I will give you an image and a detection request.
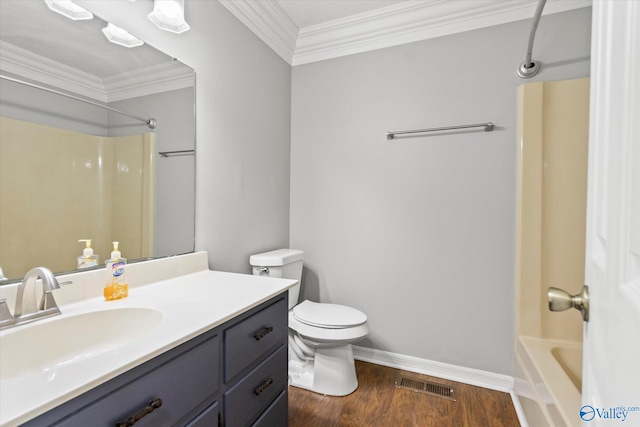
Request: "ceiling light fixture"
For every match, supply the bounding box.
[147,0,190,34]
[44,0,93,20]
[102,23,144,48]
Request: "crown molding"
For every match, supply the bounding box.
[0,41,107,102]
[219,0,591,67]
[104,61,195,103]
[294,0,595,66]
[218,0,298,64]
[0,41,194,103]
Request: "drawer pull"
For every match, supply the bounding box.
[254,378,273,395]
[116,398,162,427]
[254,326,274,341]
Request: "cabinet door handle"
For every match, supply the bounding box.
[116,398,162,427]
[254,326,273,341]
[254,378,273,395]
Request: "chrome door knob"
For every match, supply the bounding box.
[548,285,590,322]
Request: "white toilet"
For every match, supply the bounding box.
[250,249,369,396]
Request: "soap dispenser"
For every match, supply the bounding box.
[104,241,128,301]
[77,239,99,269]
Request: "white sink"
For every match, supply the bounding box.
[0,307,163,380]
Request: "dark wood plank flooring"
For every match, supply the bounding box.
[288,361,520,427]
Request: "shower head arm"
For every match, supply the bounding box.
[518,0,547,79]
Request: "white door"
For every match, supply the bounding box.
[581,1,640,426]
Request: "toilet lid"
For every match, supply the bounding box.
[293,300,367,328]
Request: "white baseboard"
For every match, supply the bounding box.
[352,346,531,426]
[352,345,514,392]
[510,390,530,427]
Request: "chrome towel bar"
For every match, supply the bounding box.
[386,122,494,140]
[158,149,195,157]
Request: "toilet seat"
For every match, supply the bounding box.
[289,301,369,345]
[289,312,369,344]
[293,300,367,329]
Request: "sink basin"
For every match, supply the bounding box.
[0,307,163,379]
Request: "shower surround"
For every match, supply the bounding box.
[513,78,590,427]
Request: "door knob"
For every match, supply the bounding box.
[548,285,589,322]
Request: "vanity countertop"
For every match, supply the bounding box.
[0,253,296,427]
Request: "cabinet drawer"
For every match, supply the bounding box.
[251,390,287,427]
[224,345,287,427]
[56,334,220,427]
[186,401,219,427]
[224,297,287,381]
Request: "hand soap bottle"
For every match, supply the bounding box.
[104,241,128,301]
[77,239,99,269]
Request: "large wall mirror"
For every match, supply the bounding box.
[0,0,196,283]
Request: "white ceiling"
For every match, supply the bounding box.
[0,0,193,102]
[0,0,173,78]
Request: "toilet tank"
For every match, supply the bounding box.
[250,249,303,309]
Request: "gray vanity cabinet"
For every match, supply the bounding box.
[222,295,289,427]
[185,402,220,427]
[22,294,288,427]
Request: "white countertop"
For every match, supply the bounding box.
[0,253,296,427]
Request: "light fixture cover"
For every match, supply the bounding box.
[102,23,144,48]
[148,0,190,34]
[44,0,93,20]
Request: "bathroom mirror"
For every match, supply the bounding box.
[0,1,195,283]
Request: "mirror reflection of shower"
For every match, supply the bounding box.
[0,117,156,279]
[0,75,157,129]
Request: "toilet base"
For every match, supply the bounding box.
[288,344,358,396]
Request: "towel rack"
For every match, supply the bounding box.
[158,149,195,157]
[386,122,494,140]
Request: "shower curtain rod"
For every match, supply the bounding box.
[0,74,157,129]
[386,122,494,140]
[517,0,547,78]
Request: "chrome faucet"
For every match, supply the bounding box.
[0,267,70,330]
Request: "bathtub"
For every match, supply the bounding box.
[514,336,582,427]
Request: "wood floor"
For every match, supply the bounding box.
[288,361,520,427]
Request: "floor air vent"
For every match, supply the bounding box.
[395,374,457,401]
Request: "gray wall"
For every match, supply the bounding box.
[78,0,292,274]
[109,88,196,257]
[289,8,592,375]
